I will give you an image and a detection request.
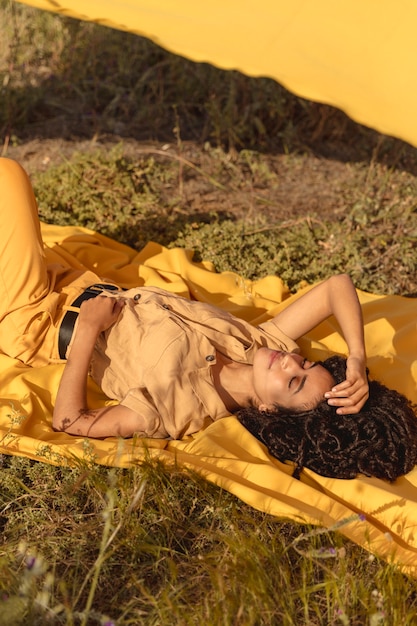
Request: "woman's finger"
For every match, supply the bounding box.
[326,388,369,414]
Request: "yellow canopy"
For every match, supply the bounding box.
[15,0,417,147]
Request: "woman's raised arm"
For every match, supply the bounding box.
[270,274,369,414]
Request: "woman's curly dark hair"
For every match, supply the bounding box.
[237,355,417,482]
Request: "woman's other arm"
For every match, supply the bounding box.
[53,297,141,438]
[271,274,368,414]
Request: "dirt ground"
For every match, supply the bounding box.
[6,132,417,227]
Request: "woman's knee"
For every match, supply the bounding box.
[0,157,28,183]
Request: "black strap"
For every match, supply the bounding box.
[58,284,120,359]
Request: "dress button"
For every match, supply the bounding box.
[205,355,215,362]
[133,293,141,301]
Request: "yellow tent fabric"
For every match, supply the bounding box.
[1,223,417,575]
[15,0,417,147]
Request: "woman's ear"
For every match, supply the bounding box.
[258,403,271,413]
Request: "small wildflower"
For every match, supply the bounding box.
[300,545,341,559]
[371,589,384,611]
[26,555,36,570]
[369,589,385,625]
[25,554,45,576]
[335,607,350,625]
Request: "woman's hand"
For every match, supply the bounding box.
[324,355,369,415]
[53,295,135,437]
[77,296,125,335]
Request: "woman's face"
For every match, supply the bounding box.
[253,348,334,411]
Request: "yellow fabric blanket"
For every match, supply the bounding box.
[1,223,417,574]
[16,0,417,148]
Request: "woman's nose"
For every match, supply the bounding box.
[282,354,299,371]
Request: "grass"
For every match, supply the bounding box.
[1,1,417,624]
[2,455,417,626]
[34,147,417,295]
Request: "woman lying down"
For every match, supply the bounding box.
[1,156,416,481]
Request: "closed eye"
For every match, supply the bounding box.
[294,375,307,394]
[289,361,319,394]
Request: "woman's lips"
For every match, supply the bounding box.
[269,350,284,368]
